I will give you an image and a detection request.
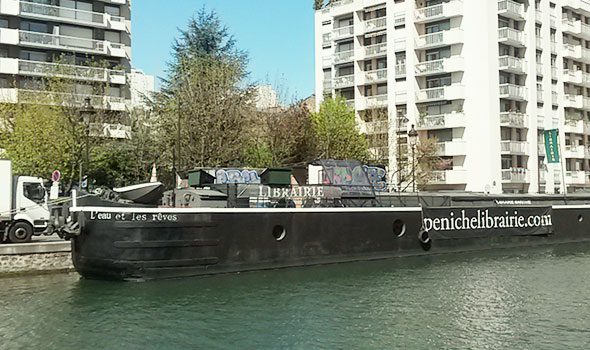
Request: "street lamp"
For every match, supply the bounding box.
[396,113,409,191]
[79,97,95,190]
[408,124,418,193]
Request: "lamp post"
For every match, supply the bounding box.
[408,124,418,193]
[396,112,409,191]
[79,97,95,190]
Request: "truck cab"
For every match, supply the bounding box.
[0,160,50,243]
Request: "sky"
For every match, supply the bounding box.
[132,0,316,101]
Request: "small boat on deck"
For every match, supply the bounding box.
[113,182,164,205]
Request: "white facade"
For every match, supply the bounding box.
[0,0,131,111]
[254,85,279,110]
[315,0,590,194]
[129,68,155,109]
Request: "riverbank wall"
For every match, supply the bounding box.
[0,241,73,277]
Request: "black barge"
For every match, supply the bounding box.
[60,161,590,281]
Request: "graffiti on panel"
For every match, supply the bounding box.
[363,165,388,192]
[320,163,388,192]
[215,169,261,184]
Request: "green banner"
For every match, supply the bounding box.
[544,129,560,163]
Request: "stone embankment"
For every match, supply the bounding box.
[0,240,73,277]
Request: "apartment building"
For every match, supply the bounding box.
[0,0,131,115]
[315,0,590,194]
[129,68,155,109]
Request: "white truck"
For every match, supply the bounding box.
[0,159,52,243]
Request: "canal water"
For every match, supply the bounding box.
[1,245,590,350]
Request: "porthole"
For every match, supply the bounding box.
[418,229,432,252]
[272,225,286,241]
[393,219,407,238]
[579,215,584,223]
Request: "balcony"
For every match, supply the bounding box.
[13,89,126,111]
[333,74,354,89]
[563,43,590,63]
[430,170,468,185]
[416,29,463,49]
[498,55,526,74]
[17,30,128,58]
[365,17,386,32]
[562,0,590,16]
[365,94,388,109]
[564,145,586,159]
[566,170,588,185]
[334,50,354,64]
[395,64,406,78]
[328,0,353,8]
[563,69,586,85]
[551,41,557,54]
[502,169,529,183]
[499,84,527,101]
[18,1,128,32]
[536,63,543,76]
[562,17,590,39]
[364,43,387,58]
[499,112,528,128]
[563,94,584,109]
[501,141,527,154]
[21,59,125,84]
[497,0,525,20]
[552,91,558,105]
[551,66,558,80]
[436,141,467,156]
[416,84,464,102]
[364,120,388,134]
[332,25,354,41]
[564,117,585,134]
[415,0,463,23]
[498,27,526,47]
[364,68,387,84]
[415,56,464,76]
[89,122,131,139]
[323,79,332,92]
[417,112,466,130]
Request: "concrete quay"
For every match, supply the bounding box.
[0,239,73,277]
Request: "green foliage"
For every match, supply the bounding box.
[154,55,255,170]
[310,98,370,162]
[243,103,315,168]
[155,8,255,171]
[313,0,326,10]
[0,104,73,179]
[243,142,274,168]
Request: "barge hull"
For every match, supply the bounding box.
[69,206,590,281]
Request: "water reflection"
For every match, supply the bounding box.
[1,244,589,349]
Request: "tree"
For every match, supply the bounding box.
[243,102,314,168]
[310,97,370,161]
[313,0,326,10]
[0,58,124,189]
[395,137,443,192]
[154,8,255,171]
[154,55,255,170]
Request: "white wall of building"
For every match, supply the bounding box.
[315,0,590,194]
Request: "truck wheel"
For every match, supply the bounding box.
[8,222,33,243]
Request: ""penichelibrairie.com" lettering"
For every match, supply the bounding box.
[423,209,553,232]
